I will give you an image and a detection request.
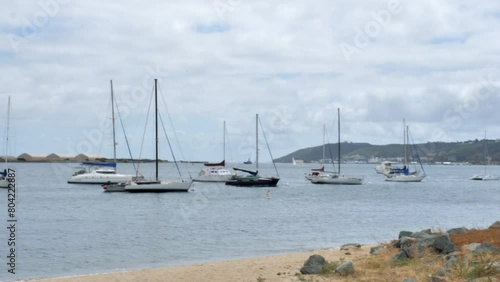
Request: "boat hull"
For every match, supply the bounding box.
[310,176,363,185]
[124,179,193,192]
[193,175,234,182]
[225,176,280,187]
[102,183,127,192]
[470,175,499,181]
[68,171,139,185]
[193,168,234,182]
[385,174,425,182]
[305,171,336,181]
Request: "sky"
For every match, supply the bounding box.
[1,0,500,162]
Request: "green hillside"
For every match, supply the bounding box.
[275,139,500,164]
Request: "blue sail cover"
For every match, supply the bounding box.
[81,161,116,168]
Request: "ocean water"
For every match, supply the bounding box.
[0,162,498,281]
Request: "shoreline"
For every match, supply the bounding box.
[29,223,500,281]
[33,245,375,282]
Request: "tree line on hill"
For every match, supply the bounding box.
[274,139,500,164]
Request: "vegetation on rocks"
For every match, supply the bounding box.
[295,222,500,282]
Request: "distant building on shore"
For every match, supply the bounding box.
[16,153,106,162]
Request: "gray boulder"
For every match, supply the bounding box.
[400,236,417,248]
[300,254,326,275]
[390,251,408,263]
[433,234,457,254]
[489,221,500,229]
[399,230,413,239]
[466,242,499,253]
[412,229,432,237]
[433,234,452,252]
[416,233,439,247]
[403,242,425,259]
[403,279,416,282]
[441,243,457,254]
[335,261,354,276]
[446,227,468,235]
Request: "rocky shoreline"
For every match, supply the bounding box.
[34,221,499,282]
[299,221,499,281]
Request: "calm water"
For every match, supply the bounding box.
[0,162,499,281]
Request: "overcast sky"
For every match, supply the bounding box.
[1,0,500,162]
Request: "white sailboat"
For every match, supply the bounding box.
[305,124,337,180]
[193,121,235,182]
[68,80,142,184]
[385,120,425,182]
[311,109,364,185]
[471,131,498,181]
[0,96,12,188]
[123,79,193,192]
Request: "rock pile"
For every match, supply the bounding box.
[298,221,499,281]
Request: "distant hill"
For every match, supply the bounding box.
[274,139,500,164]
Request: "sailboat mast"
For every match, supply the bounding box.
[256,114,259,171]
[4,96,10,167]
[406,125,409,166]
[110,80,117,164]
[337,108,341,175]
[484,130,487,174]
[322,124,325,165]
[403,119,407,166]
[223,121,226,163]
[155,78,159,181]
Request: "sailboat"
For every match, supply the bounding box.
[0,96,12,188]
[225,114,280,187]
[193,121,235,182]
[471,131,498,181]
[384,120,425,182]
[305,124,336,180]
[68,80,143,184]
[123,79,193,192]
[374,161,394,174]
[311,108,363,185]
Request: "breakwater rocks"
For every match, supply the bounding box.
[299,221,499,281]
[388,221,499,281]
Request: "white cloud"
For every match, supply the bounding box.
[2,0,500,161]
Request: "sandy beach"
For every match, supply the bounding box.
[30,225,500,281]
[34,245,373,282]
